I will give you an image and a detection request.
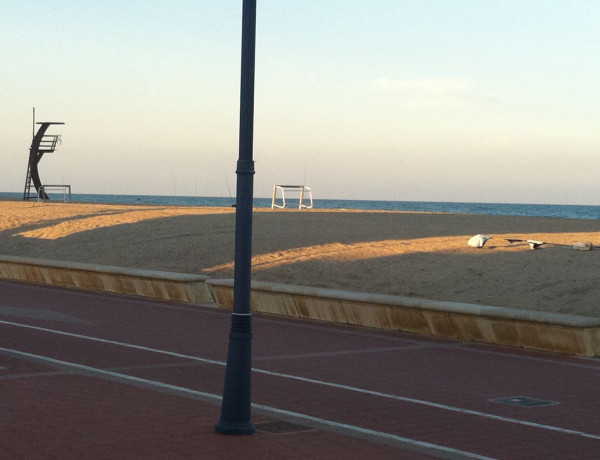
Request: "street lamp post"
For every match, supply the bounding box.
[215,0,257,436]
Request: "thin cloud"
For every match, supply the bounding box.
[373,78,469,95]
[372,78,471,107]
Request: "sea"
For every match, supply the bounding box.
[3,191,600,221]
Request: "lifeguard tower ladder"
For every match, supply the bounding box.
[271,185,313,210]
[23,121,65,200]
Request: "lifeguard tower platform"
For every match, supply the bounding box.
[23,121,70,201]
[271,185,313,210]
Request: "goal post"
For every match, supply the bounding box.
[271,185,313,210]
[38,185,72,202]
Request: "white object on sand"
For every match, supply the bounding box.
[468,234,491,248]
[573,241,594,251]
[527,240,545,250]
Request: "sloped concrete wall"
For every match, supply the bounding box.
[2,255,599,357]
[208,279,600,357]
[0,256,213,304]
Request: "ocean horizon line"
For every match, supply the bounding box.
[2,191,600,220]
[1,190,598,208]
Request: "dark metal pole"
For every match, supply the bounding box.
[215,0,257,436]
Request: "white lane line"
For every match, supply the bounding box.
[0,346,491,460]
[254,368,600,441]
[253,346,423,361]
[250,402,494,460]
[0,319,225,365]
[0,370,66,380]
[2,319,600,442]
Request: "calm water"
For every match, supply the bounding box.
[3,191,600,220]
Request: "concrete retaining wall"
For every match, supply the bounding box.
[0,256,213,304]
[208,279,600,357]
[2,255,599,357]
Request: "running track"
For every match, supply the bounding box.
[1,280,599,459]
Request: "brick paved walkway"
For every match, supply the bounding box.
[1,280,599,459]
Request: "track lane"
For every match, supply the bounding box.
[2,280,600,458]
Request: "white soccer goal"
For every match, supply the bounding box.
[38,185,72,202]
[271,185,313,210]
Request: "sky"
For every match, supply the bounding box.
[2,0,600,204]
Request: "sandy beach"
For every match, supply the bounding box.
[1,200,600,317]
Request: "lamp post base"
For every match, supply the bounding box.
[215,312,255,436]
[215,421,256,436]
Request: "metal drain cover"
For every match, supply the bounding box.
[255,421,313,434]
[492,396,559,407]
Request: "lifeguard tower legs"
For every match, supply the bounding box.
[23,121,65,201]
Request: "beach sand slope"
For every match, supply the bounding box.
[2,201,600,317]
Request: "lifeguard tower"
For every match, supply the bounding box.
[271,185,313,210]
[23,121,69,201]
